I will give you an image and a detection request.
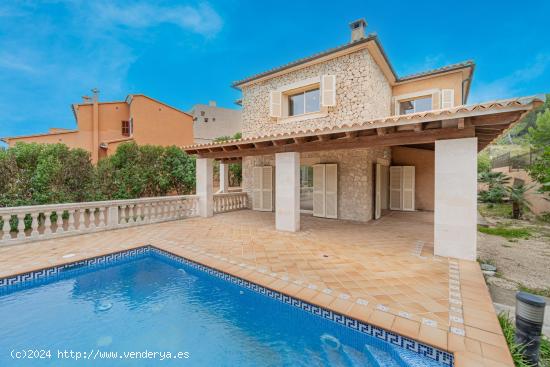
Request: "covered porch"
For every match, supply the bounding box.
[185,96,544,262]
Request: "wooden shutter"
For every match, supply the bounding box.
[389,166,402,210]
[441,89,455,109]
[261,166,273,211]
[325,164,338,219]
[269,91,282,118]
[402,166,415,211]
[312,164,326,217]
[432,91,441,110]
[380,165,389,210]
[252,167,262,210]
[321,75,336,107]
[374,164,382,220]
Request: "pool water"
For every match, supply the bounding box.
[0,251,447,366]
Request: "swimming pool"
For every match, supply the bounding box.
[0,246,452,366]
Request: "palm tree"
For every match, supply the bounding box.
[507,184,533,219]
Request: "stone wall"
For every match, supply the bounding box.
[240,48,392,138]
[242,147,391,222]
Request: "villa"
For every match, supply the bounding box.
[1,91,194,163]
[0,19,545,367]
[184,19,541,263]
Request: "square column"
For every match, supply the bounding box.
[434,138,477,260]
[275,152,300,232]
[196,158,213,217]
[219,163,229,193]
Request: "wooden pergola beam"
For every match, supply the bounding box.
[195,127,475,159]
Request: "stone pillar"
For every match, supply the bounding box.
[219,163,229,193]
[275,152,300,232]
[196,158,213,217]
[434,137,477,260]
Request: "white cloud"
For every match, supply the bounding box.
[88,1,223,37]
[470,54,550,103]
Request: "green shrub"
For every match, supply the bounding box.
[0,142,196,208]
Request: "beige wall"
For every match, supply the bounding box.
[392,71,465,112]
[242,147,390,222]
[493,166,550,216]
[191,103,241,143]
[391,146,435,211]
[240,48,392,138]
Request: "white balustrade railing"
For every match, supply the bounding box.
[213,192,248,213]
[0,195,199,246]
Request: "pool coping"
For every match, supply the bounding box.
[0,244,453,366]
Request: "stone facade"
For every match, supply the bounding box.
[239,46,394,222]
[242,147,390,222]
[240,48,392,138]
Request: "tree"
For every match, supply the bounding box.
[477,151,491,174]
[507,184,532,219]
[478,171,510,204]
[527,108,550,199]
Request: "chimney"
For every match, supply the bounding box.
[349,18,367,43]
[91,88,100,103]
[209,100,217,107]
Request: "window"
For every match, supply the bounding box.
[204,118,209,122]
[121,120,130,136]
[399,96,432,115]
[200,111,205,116]
[288,88,320,116]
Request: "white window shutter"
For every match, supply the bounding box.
[321,74,336,107]
[432,91,441,110]
[389,166,403,210]
[269,91,282,118]
[261,166,273,211]
[441,89,454,109]
[325,164,338,219]
[375,164,382,219]
[312,164,326,217]
[402,166,415,211]
[252,167,262,210]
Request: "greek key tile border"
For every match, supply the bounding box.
[0,245,453,366]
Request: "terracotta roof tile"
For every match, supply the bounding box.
[183,95,545,151]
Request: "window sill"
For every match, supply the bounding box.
[278,111,328,124]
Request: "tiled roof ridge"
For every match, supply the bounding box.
[231,35,474,87]
[397,60,475,82]
[183,95,545,149]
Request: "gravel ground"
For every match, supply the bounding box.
[478,224,550,291]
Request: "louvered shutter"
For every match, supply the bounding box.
[380,165,389,210]
[375,164,382,219]
[252,167,262,210]
[261,166,273,211]
[389,166,403,210]
[325,164,338,219]
[321,75,336,107]
[312,164,326,217]
[441,89,455,109]
[432,91,441,110]
[402,166,415,211]
[269,91,282,118]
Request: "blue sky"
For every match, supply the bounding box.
[0,0,549,141]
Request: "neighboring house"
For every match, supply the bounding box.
[184,19,544,261]
[1,92,194,163]
[190,101,241,144]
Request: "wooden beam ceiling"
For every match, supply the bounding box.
[196,127,475,159]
